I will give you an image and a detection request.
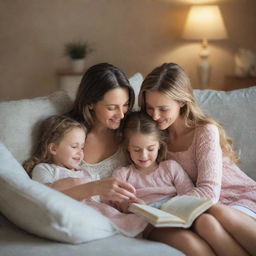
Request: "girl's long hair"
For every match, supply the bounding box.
[23,115,86,176]
[68,63,135,131]
[121,111,168,164]
[139,63,239,163]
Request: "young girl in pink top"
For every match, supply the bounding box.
[139,62,256,255]
[112,111,195,211]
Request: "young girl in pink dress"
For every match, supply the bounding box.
[112,111,195,211]
[139,62,256,255]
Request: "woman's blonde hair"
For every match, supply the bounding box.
[121,111,168,164]
[139,63,239,163]
[23,115,86,176]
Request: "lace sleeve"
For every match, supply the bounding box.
[192,124,222,202]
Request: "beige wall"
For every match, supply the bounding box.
[0,0,255,100]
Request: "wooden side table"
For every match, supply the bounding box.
[57,70,83,100]
[223,75,256,91]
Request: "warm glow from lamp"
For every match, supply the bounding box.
[183,5,228,88]
[183,5,227,40]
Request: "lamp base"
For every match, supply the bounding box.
[198,40,211,89]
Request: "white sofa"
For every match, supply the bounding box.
[0,76,255,255]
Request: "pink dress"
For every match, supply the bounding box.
[88,159,195,237]
[168,124,256,212]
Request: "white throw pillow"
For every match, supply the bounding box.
[0,142,116,244]
[129,73,143,110]
[194,86,256,180]
[0,91,73,164]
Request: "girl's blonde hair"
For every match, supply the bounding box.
[23,115,86,176]
[121,111,168,164]
[139,63,239,163]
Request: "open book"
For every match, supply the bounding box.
[128,195,214,228]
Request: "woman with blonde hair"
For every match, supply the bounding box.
[139,62,256,255]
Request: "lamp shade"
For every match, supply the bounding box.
[183,5,228,40]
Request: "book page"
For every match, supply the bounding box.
[160,196,213,222]
[129,203,185,224]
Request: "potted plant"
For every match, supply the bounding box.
[65,41,93,72]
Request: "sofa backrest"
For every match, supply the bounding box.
[0,90,72,164]
[0,82,255,180]
[194,86,256,180]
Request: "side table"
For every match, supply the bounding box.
[223,75,256,91]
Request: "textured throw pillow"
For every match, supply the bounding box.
[129,73,143,110]
[0,142,116,244]
[0,90,73,164]
[194,86,256,180]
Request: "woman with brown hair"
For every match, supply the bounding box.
[35,63,138,203]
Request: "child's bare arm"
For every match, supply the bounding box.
[47,177,87,191]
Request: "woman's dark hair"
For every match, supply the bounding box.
[68,63,135,130]
[121,111,168,164]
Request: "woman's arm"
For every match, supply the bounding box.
[191,124,223,202]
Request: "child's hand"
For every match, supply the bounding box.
[113,197,146,213]
[49,177,87,191]
[114,200,131,213]
[130,197,146,204]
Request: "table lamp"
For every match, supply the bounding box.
[183,5,228,88]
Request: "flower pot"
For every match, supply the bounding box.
[70,59,85,73]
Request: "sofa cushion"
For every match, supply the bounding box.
[194,86,256,180]
[0,142,116,244]
[0,90,73,164]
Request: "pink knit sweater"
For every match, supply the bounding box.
[168,124,256,212]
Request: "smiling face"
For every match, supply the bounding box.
[145,91,182,130]
[49,127,85,170]
[92,88,129,130]
[127,132,160,173]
